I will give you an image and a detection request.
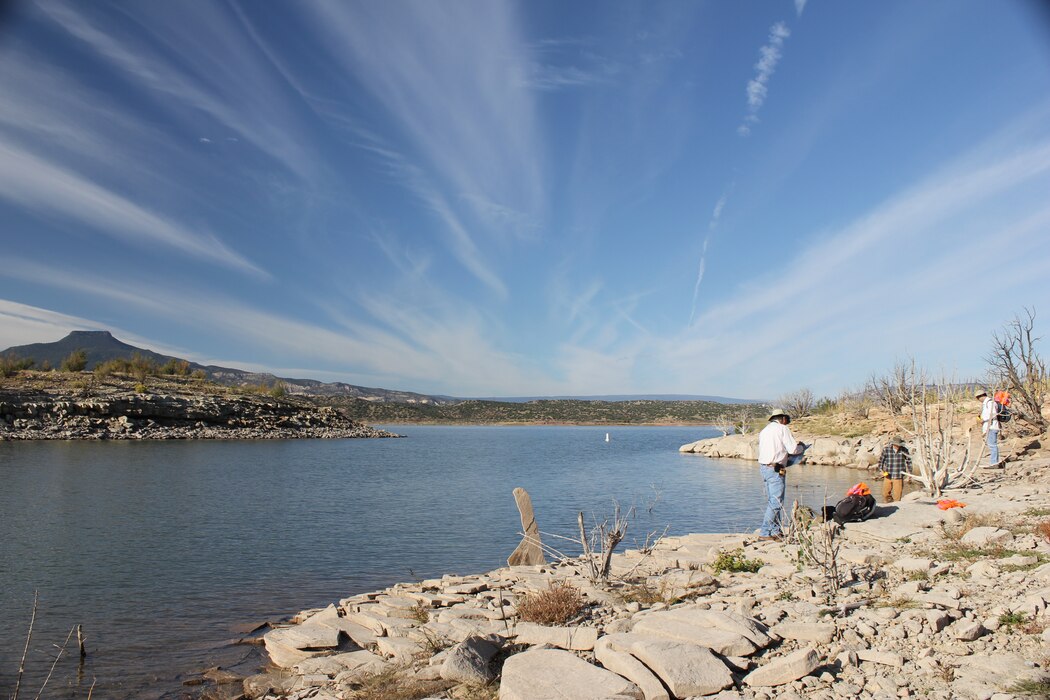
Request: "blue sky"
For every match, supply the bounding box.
[2,0,1050,399]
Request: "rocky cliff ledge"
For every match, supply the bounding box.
[0,373,398,440]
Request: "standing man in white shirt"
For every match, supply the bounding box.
[757,408,805,541]
[976,389,1000,467]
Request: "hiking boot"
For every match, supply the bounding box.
[758,535,782,542]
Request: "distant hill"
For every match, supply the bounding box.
[2,331,764,411]
[473,393,765,404]
[1,331,450,404]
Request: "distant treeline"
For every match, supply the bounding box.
[324,397,767,425]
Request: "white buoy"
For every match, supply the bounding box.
[605,433,610,442]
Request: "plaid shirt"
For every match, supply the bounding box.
[879,446,911,479]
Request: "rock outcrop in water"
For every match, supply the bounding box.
[0,373,398,440]
[679,434,885,469]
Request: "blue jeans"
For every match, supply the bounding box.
[760,465,786,536]
[987,429,999,466]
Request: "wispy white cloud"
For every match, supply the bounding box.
[738,22,791,136]
[34,1,320,182]
[0,140,266,276]
[688,188,732,325]
[795,0,809,17]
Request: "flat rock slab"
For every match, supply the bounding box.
[500,649,642,700]
[856,649,904,668]
[633,607,770,653]
[769,622,835,645]
[622,637,734,697]
[631,616,756,656]
[891,557,933,572]
[514,622,598,651]
[294,650,388,677]
[744,648,819,687]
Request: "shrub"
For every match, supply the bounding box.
[191,369,207,381]
[999,611,1028,626]
[0,354,34,377]
[130,353,158,382]
[160,358,191,376]
[60,349,88,372]
[134,383,148,393]
[710,549,764,574]
[516,581,584,625]
[269,382,287,399]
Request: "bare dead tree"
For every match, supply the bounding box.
[713,413,734,437]
[868,359,912,414]
[733,405,755,435]
[895,361,983,497]
[839,387,874,419]
[986,308,1047,432]
[577,502,633,584]
[789,501,842,604]
[13,591,38,700]
[779,388,816,418]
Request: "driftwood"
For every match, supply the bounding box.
[507,488,546,566]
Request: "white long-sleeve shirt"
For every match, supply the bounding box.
[758,420,800,466]
[981,397,1000,434]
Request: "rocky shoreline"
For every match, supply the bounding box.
[0,375,399,440]
[202,435,1050,700]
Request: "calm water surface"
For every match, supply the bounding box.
[0,426,862,697]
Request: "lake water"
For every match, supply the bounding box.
[0,426,863,698]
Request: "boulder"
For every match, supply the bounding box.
[514,622,598,651]
[621,637,734,697]
[960,527,1013,547]
[744,648,820,687]
[499,649,642,700]
[440,634,501,685]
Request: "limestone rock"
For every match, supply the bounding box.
[892,557,933,573]
[960,527,1013,547]
[507,488,546,566]
[499,648,642,700]
[440,634,501,684]
[744,648,820,687]
[856,649,904,667]
[769,622,835,645]
[622,637,734,697]
[514,622,599,651]
[594,637,670,700]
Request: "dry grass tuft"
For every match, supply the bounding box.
[1037,520,1050,544]
[614,579,683,606]
[516,581,584,626]
[344,665,450,700]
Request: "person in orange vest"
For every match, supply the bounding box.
[877,436,911,503]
